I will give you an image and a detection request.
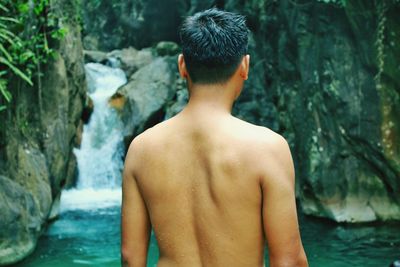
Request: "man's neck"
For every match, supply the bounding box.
[184,83,238,116]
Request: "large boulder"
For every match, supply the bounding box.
[6,143,52,218]
[107,47,154,77]
[84,47,155,77]
[113,57,177,140]
[40,56,79,197]
[0,176,40,265]
[0,144,52,265]
[164,77,189,120]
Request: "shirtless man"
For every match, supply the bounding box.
[121,8,308,267]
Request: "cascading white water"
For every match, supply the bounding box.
[61,63,127,212]
[75,63,127,189]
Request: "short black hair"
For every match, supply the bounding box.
[179,8,249,84]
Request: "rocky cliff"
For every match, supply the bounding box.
[83,0,399,222]
[233,0,400,222]
[0,0,86,265]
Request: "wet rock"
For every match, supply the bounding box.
[0,144,52,265]
[107,47,154,77]
[0,176,41,265]
[82,34,100,51]
[53,0,87,190]
[116,57,177,139]
[84,50,108,63]
[164,75,189,119]
[6,143,52,219]
[109,92,127,112]
[40,56,79,197]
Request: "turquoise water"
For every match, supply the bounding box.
[12,203,400,267]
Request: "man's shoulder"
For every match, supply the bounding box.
[232,118,292,175]
[125,121,169,173]
[232,117,288,149]
[246,125,294,185]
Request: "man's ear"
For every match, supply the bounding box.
[178,54,188,79]
[240,54,250,80]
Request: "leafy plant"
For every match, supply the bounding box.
[0,2,33,110]
[0,0,67,111]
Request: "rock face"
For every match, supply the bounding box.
[0,0,87,264]
[89,0,400,222]
[82,0,187,50]
[235,0,400,222]
[81,0,228,50]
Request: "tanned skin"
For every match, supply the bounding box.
[121,54,308,267]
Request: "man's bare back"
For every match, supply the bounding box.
[122,109,307,267]
[121,8,307,267]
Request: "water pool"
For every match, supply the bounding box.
[11,203,400,267]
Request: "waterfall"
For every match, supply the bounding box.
[60,63,127,212]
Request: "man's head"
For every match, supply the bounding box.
[179,8,249,85]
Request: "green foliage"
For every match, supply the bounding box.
[0,0,67,111]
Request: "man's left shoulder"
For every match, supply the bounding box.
[243,123,289,152]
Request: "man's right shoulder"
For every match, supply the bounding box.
[125,123,165,174]
[127,119,172,156]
